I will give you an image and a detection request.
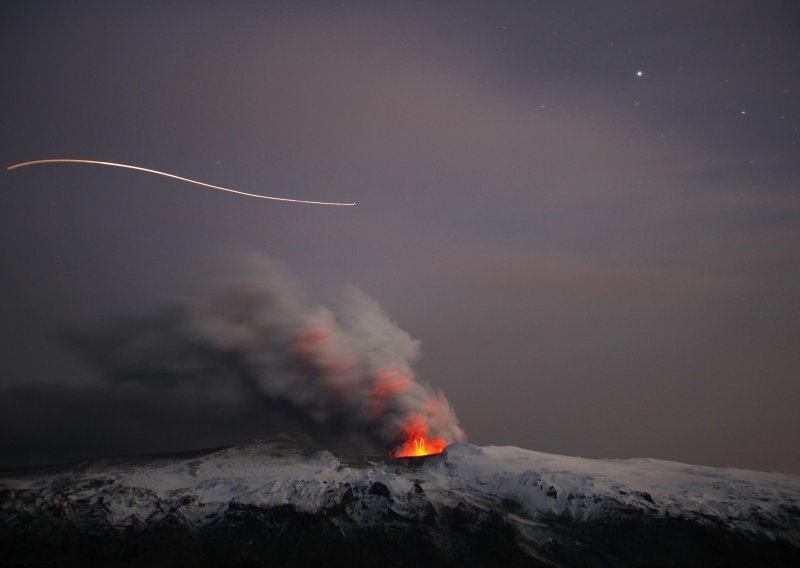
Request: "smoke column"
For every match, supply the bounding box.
[64,257,464,455]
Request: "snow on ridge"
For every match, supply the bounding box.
[2,440,799,543]
[438,443,800,541]
[444,442,800,498]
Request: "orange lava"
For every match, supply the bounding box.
[392,416,447,457]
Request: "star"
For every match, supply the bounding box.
[636,70,644,77]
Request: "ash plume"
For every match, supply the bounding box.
[63,256,464,455]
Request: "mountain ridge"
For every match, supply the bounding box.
[2,434,799,567]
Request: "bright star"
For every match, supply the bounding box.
[636,70,643,77]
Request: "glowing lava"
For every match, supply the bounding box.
[392,416,447,457]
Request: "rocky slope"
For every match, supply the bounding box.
[1,434,799,567]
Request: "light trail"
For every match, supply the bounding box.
[7,159,356,206]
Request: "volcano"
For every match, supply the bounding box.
[1,434,799,567]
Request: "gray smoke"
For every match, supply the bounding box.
[63,256,464,455]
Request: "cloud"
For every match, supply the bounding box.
[423,249,750,298]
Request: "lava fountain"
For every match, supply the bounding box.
[391,416,447,457]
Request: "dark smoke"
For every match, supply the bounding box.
[62,256,464,455]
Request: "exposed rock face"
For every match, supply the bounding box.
[1,435,799,567]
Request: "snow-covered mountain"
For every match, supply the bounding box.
[2,434,799,567]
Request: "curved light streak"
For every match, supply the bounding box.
[7,159,356,207]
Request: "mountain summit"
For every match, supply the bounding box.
[2,435,799,567]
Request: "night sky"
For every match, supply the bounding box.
[2,1,799,473]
